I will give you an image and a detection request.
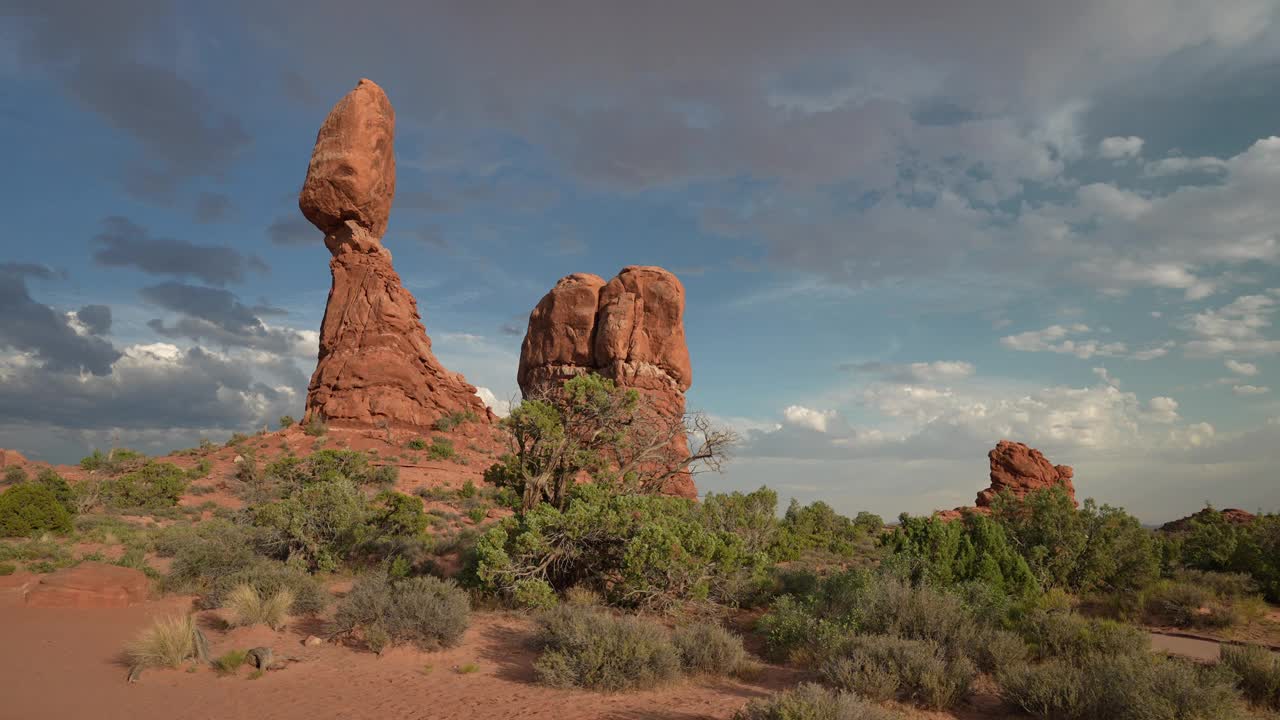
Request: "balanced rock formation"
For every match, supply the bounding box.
[518,267,695,497]
[1159,507,1257,533]
[24,562,149,609]
[977,440,1076,508]
[934,440,1075,520]
[299,79,491,429]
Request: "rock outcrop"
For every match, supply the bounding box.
[0,449,26,468]
[518,267,695,498]
[934,440,1075,520]
[1159,507,1257,533]
[300,79,491,429]
[24,562,149,608]
[977,440,1076,508]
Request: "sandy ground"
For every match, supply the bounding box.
[0,586,807,720]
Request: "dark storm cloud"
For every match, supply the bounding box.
[267,216,318,246]
[140,281,303,352]
[4,0,250,201]
[194,192,233,223]
[75,305,112,335]
[0,346,301,431]
[92,216,267,285]
[0,263,120,375]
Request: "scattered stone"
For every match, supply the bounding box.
[24,562,149,609]
[299,79,492,430]
[517,266,695,497]
[247,647,275,670]
[303,635,324,647]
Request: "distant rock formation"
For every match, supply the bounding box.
[0,449,26,468]
[977,440,1076,508]
[517,266,695,498]
[934,440,1075,520]
[300,79,491,429]
[1159,507,1257,533]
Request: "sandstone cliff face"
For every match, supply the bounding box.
[517,266,695,498]
[300,79,491,429]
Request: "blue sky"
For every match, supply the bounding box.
[3,0,1280,521]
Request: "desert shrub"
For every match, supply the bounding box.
[79,448,147,474]
[426,438,456,461]
[3,466,27,485]
[0,483,73,537]
[1139,580,1241,628]
[1221,644,1280,710]
[252,479,367,571]
[125,615,200,670]
[700,487,783,558]
[203,560,327,615]
[302,417,327,436]
[733,683,903,720]
[213,648,249,676]
[101,461,187,509]
[458,479,478,498]
[0,563,14,575]
[302,449,370,484]
[406,438,428,450]
[564,585,602,607]
[368,491,427,539]
[757,593,850,665]
[31,468,75,513]
[224,584,294,630]
[474,484,770,610]
[512,578,558,609]
[1000,652,1239,720]
[882,512,1039,598]
[776,498,882,559]
[672,621,747,676]
[820,634,975,710]
[1020,610,1148,661]
[434,410,479,432]
[991,488,1160,593]
[278,415,296,429]
[532,604,681,691]
[334,573,470,652]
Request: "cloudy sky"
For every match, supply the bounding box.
[4,1,1280,521]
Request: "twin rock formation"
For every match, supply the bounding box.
[299,79,695,496]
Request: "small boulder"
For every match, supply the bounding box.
[247,646,275,670]
[303,635,324,647]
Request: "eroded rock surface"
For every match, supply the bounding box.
[518,266,695,497]
[299,79,491,429]
[24,562,149,609]
[977,440,1076,508]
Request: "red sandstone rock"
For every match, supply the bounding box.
[976,440,1075,507]
[518,266,695,498]
[0,449,26,468]
[1159,507,1257,533]
[299,78,396,239]
[24,562,149,608]
[300,80,491,429]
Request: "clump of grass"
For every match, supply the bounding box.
[125,615,200,670]
[434,410,478,432]
[303,418,327,437]
[213,649,249,676]
[455,662,480,674]
[466,506,488,524]
[426,438,456,461]
[224,584,294,630]
[564,586,602,607]
[734,683,903,720]
[672,622,747,676]
[532,605,681,691]
[406,438,428,451]
[1220,644,1280,710]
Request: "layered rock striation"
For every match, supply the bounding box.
[300,79,491,429]
[517,266,695,497]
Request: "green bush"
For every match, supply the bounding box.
[333,573,470,652]
[473,485,770,610]
[1220,644,1280,710]
[406,438,428,451]
[1021,610,1149,662]
[0,483,73,537]
[671,621,747,676]
[302,417,327,437]
[531,605,681,691]
[0,562,15,575]
[79,448,147,474]
[1000,652,1239,720]
[3,466,27,485]
[32,469,75,513]
[512,578,558,609]
[426,438,456,461]
[101,461,187,509]
[882,512,1038,597]
[733,683,902,720]
[253,479,367,571]
[278,415,296,429]
[820,634,975,710]
[776,498,882,559]
[434,410,479,432]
